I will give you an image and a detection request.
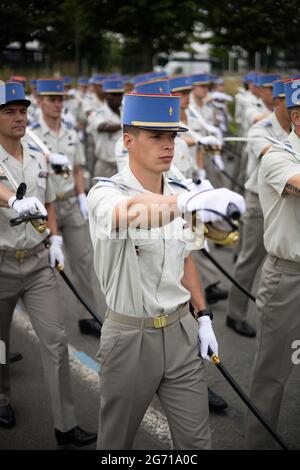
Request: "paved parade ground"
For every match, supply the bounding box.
[1,243,299,451]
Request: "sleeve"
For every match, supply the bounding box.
[247,124,271,160]
[45,176,56,203]
[260,150,300,196]
[73,135,86,166]
[87,183,132,240]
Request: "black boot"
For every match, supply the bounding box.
[9,352,23,364]
[0,404,16,428]
[55,426,97,447]
[226,316,256,338]
[78,319,101,338]
[205,282,228,305]
[208,388,228,413]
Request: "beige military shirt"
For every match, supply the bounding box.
[244,98,270,133]
[29,117,85,196]
[87,102,122,164]
[88,164,202,317]
[0,142,55,250]
[258,130,300,261]
[245,113,289,194]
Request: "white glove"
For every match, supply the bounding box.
[49,235,64,268]
[177,187,245,223]
[78,193,89,221]
[48,153,70,169]
[8,195,47,217]
[205,125,223,144]
[198,135,221,147]
[211,91,233,102]
[212,153,225,171]
[198,316,218,360]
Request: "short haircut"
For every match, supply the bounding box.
[287,106,300,120]
[122,124,141,136]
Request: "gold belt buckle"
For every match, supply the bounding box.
[15,250,27,260]
[153,315,168,328]
[56,193,65,201]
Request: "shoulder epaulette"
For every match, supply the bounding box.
[26,142,42,153]
[93,177,129,191]
[167,178,188,190]
[259,119,272,128]
[29,121,41,130]
[62,119,75,130]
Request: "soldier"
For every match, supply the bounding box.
[245,78,300,448]
[227,80,291,337]
[29,78,101,337]
[0,81,96,446]
[87,78,124,178]
[88,91,245,449]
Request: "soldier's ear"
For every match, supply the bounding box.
[123,132,135,150]
[291,109,300,127]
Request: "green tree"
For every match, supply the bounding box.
[197,0,300,68]
[89,0,202,71]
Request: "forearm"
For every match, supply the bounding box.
[283,174,300,196]
[0,183,15,207]
[181,254,207,311]
[97,122,121,133]
[181,134,197,147]
[74,165,85,195]
[45,202,58,235]
[114,194,180,229]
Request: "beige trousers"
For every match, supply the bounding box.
[227,191,266,320]
[0,248,77,431]
[97,304,211,450]
[245,255,300,449]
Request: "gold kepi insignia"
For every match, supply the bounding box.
[159,87,163,93]
[169,106,173,116]
[12,89,16,95]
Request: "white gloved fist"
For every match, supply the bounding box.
[205,125,223,144]
[198,135,221,147]
[198,316,218,360]
[49,235,64,268]
[78,193,89,221]
[8,195,47,217]
[212,153,225,171]
[177,187,245,223]
[48,153,70,168]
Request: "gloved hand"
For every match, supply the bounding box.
[48,153,71,169]
[177,187,245,223]
[49,235,64,268]
[78,193,89,221]
[8,195,47,217]
[205,125,223,144]
[198,316,218,360]
[198,135,221,148]
[212,153,225,171]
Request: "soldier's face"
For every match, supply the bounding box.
[39,96,63,118]
[193,85,208,99]
[178,91,190,110]
[260,87,273,109]
[124,129,177,174]
[0,104,27,139]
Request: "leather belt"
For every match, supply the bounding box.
[55,189,76,201]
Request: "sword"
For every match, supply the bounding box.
[26,127,71,178]
[56,264,103,328]
[0,161,47,233]
[208,346,288,450]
